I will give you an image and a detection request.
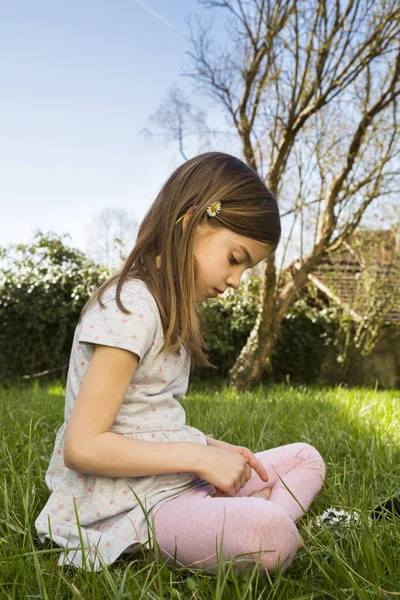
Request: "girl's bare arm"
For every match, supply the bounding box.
[63,345,208,477]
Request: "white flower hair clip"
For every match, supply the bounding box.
[175,200,222,226]
[206,201,221,218]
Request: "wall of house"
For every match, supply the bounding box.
[320,324,400,388]
[357,326,400,388]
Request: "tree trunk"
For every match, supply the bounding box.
[229,249,324,391]
[228,253,279,390]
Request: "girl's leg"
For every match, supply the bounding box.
[233,442,326,521]
[151,442,325,573]
[152,488,301,574]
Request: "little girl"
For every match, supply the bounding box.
[35,151,325,575]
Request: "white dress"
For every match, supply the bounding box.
[34,278,212,571]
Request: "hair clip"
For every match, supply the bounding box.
[175,201,222,226]
[206,201,221,217]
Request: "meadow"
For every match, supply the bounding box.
[0,380,399,599]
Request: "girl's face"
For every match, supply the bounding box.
[191,217,271,303]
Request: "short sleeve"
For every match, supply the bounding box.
[78,287,158,364]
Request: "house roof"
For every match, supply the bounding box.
[291,229,400,323]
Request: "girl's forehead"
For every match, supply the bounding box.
[218,229,270,260]
[221,228,265,248]
[218,228,245,242]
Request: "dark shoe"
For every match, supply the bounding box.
[371,495,400,520]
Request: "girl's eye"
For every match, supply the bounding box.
[229,255,238,266]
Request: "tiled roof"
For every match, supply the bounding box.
[292,229,400,323]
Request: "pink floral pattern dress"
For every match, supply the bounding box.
[35,278,211,570]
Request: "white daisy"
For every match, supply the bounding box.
[206,201,221,217]
[315,507,372,528]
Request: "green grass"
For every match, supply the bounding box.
[1,379,399,599]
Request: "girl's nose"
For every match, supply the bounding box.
[226,274,241,290]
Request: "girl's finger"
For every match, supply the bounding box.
[239,447,268,482]
[248,453,268,482]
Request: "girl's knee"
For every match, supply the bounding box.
[296,442,326,483]
[235,503,300,574]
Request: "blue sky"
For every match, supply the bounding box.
[1,0,234,255]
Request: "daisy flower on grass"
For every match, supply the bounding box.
[315,507,372,530]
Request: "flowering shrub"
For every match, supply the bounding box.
[0,232,109,380]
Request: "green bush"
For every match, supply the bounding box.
[269,298,339,384]
[193,277,261,379]
[0,232,109,379]
[192,279,339,383]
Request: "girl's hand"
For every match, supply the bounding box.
[205,438,268,497]
[195,444,254,497]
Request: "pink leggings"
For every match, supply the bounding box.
[151,442,326,574]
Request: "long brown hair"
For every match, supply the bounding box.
[79,152,281,367]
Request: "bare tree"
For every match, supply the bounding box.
[144,0,400,390]
[140,83,235,160]
[85,207,139,271]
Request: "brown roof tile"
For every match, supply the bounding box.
[294,229,400,323]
